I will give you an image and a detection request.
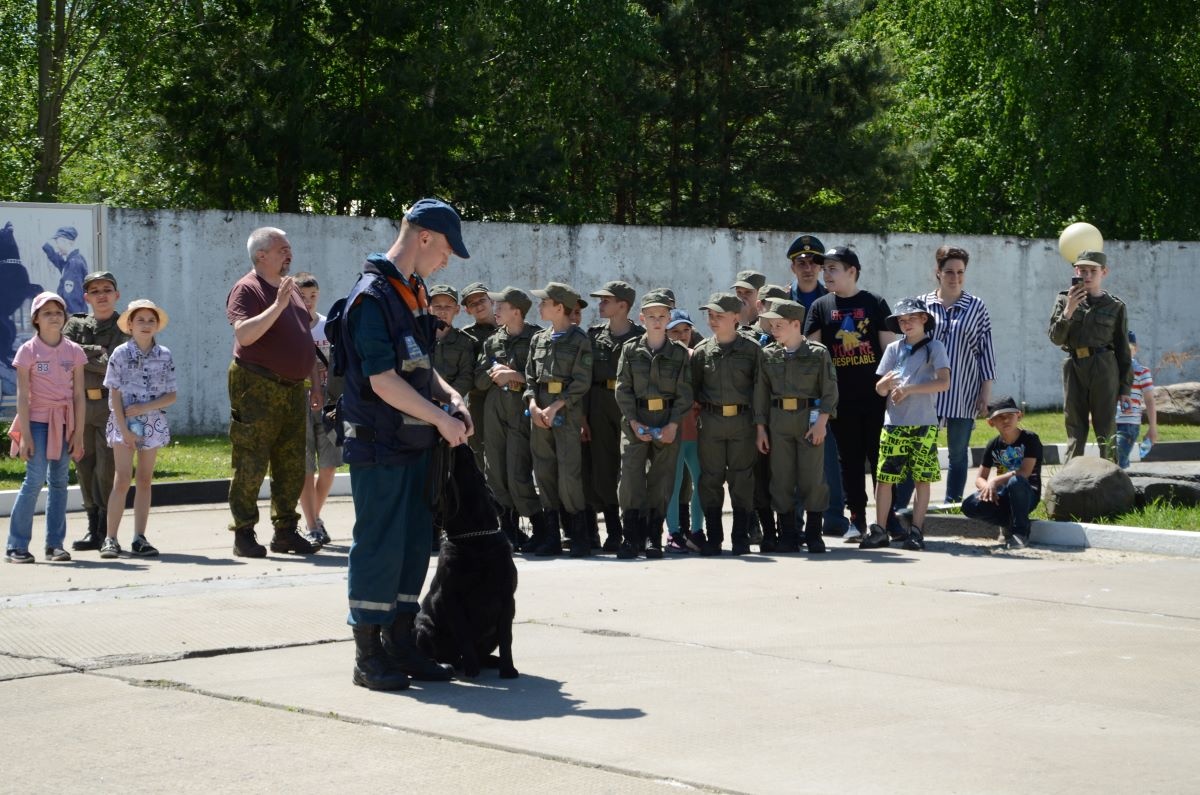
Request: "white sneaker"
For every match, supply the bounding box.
[841,526,862,542]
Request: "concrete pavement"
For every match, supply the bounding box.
[2,499,1199,793]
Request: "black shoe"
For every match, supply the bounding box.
[643,513,664,559]
[534,511,563,557]
[270,528,318,555]
[859,524,890,549]
[352,625,410,691]
[568,513,590,558]
[804,512,826,554]
[1005,532,1028,550]
[72,509,103,551]
[700,540,723,556]
[232,528,267,558]
[384,613,454,681]
[903,525,925,551]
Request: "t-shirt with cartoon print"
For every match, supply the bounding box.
[803,289,891,405]
[982,429,1043,498]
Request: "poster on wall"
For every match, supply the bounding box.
[0,202,104,426]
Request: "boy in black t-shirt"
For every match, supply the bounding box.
[960,396,1044,548]
[802,246,897,541]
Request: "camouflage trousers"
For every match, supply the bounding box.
[75,398,115,514]
[227,361,307,533]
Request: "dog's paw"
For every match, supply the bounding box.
[499,667,520,679]
[461,659,482,678]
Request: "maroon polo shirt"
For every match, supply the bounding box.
[226,271,316,382]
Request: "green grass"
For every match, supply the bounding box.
[1088,500,1200,531]
[952,410,1200,448]
[0,434,345,489]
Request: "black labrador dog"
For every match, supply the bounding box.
[413,444,519,679]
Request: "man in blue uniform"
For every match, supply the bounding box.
[334,198,472,691]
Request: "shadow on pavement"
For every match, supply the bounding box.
[402,672,647,722]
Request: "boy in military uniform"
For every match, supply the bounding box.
[524,282,593,557]
[691,292,763,555]
[63,271,128,551]
[754,299,838,553]
[731,270,767,336]
[586,281,644,551]
[749,284,788,549]
[461,282,497,469]
[1048,251,1132,462]
[614,293,693,559]
[477,286,542,550]
[430,285,476,405]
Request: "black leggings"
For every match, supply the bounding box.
[829,395,886,518]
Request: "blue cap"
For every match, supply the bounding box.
[666,309,694,330]
[54,226,78,242]
[404,198,469,259]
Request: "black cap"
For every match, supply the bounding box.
[987,396,1021,419]
[787,234,825,259]
[824,246,860,272]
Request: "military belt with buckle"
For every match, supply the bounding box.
[606,379,618,390]
[703,402,748,417]
[1072,345,1112,359]
[86,388,108,401]
[773,397,802,411]
[544,381,564,394]
[637,397,668,411]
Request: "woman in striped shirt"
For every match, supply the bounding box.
[920,246,996,503]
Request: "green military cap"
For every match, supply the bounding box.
[590,280,636,306]
[531,281,582,310]
[428,284,459,302]
[641,292,672,309]
[731,270,766,291]
[83,270,118,289]
[759,299,806,323]
[644,287,676,307]
[700,291,744,314]
[487,285,533,315]
[459,281,490,305]
[757,284,788,302]
[1074,250,1106,268]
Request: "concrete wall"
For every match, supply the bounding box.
[103,207,1199,434]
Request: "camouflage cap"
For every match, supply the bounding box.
[459,281,490,305]
[757,284,789,302]
[428,284,459,302]
[531,281,582,310]
[700,292,744,314]
[731,270,767,291]
[590,280,636,306]
[83,270,118,289]
[487,285,533,315]
[759,299,806,323]
[1075,250,1106,268]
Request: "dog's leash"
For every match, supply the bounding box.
[426,441,457,516]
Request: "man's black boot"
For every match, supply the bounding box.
[776,511,801,553]
[232,527,267,558]
[617,510,642,559]
[756,508,778,553]
[701,509,724,556]
[384,613,454,681]
[520,511,545,554]
[353,625,410,691]
[601,506,623,553]
[534,510,563,556]
[805,512,827,553]
[72,508,103,551]
[731,509,752,556]
[270,527,318,554]
[568,512,591,558]
[643,512,664,559]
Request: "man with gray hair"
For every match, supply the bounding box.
[224,227,318,557]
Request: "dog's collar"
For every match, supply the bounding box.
[446,528,503,540]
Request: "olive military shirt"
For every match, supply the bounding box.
[475,322,541,393]
[614,336,694,427]
[1048,291,1133,396]
[753,340,839,426]
[522,325,593,408]
[588,322,644,385]
[690,334,762,407]
[432,326,476,399]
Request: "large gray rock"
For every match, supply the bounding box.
[1044,457,1136,521]
[1129,477,1200,508]
[1154,382,1200,425]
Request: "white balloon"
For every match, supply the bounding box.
[1058,222,1104,263]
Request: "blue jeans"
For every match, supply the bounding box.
[1115,423,1139,469]
[667,440,703,533]
[961,476,1038,537]
[7,421,70,552]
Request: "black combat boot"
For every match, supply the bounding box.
[731,509,752,556]
[601,505,623,553]
[72,508,103,551]
[756,507,778,553]
[587,509,603,551]
[520,511,546,554]
[805,512,827,553]
[617,510,642,559]
[903,525,925,551]
[776,511,801,553]
[643,512,664,559]
[568,512,591,558]
[384,613,454,681]
[534,510,563,556]
[352,625,410,691]
[701,509,724,556]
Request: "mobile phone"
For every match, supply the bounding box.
[1070,276,1083,287]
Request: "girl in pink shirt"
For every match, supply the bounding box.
[6,292,87,563]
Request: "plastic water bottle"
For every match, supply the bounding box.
[126,416,146,439]
[808,399,820,428]
[1138,437,1153,459]
[525,408,564,427]
[637,426,664,440]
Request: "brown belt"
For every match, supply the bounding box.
[234,358,304,388]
